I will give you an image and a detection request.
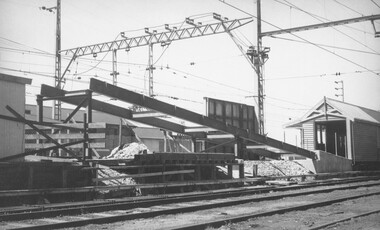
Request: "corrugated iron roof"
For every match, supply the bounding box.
[328,98,380,124]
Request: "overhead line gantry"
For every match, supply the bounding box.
[60,15,253,96]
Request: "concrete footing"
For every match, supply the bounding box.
[295,150,352,174]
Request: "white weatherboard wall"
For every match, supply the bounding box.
[0,74,31,159]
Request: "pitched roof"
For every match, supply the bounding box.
[328,98,380,124]
[286,97,380,128]
[0,73,32,85]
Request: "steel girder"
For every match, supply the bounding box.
[90,78,317,159]
[40,84,205,138]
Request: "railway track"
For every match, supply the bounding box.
[1,176,378,219]
[1,176,380,229]
[169,190,380,230]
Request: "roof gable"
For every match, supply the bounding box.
[286,97,380,128]
[328,98,380,124]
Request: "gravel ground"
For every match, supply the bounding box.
[214,195,380,230]
[244,160,313,177]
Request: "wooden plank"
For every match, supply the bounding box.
[0,114,83,131]
[25,142,105,149]
[81,162,244,170]
[134,152,235,162]
[265,180,297,186]
[25,133,105,140]
[0,140,85,161]
[6,105,76,156]
[25,122,107,130]
[93,169,195,182]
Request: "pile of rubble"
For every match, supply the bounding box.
[95,142,150,196]
[244,160,313,177]
[96,165,141,197]
[96,164,137,187]
[105,142,149,159]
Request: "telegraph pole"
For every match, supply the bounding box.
[256,0,269,135]
[41,0,61,120]
[54,0,61,121]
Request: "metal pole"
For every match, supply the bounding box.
[118,118,122,146]
[36,95,43,123]
[111,49,119,85]
[86,90,93,123]
[53,0,61,121]
[148,43,154,97]
[83,113,88,162]
[256,0,265,135]
[335,132,338,155]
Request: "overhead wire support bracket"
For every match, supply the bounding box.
[261,14,380,37]
[213,13,258,72]
[370,20,380,37]
[60,15,253,57]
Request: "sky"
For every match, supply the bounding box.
[0,0,379,145]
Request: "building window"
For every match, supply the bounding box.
[315,123,326,151]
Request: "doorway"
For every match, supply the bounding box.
[315,120,346,157]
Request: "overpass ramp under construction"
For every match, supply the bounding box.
[39,78,317,160]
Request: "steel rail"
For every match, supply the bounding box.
[0,176,378,220]
[167,191,380,230]
[3,180,380,229]
[308,208,380,230]
[4,171,378,198]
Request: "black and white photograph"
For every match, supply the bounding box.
[0,0,379,229]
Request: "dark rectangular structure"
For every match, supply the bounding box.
[205,97,258,133]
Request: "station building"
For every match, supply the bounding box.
[286,97,380,169]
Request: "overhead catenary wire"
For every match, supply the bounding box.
[2,33,377,108]
[333,0,363,16]
[271,0,376,35]
[266,69,380,81]
[2,38,375,111]
[280,0,380,55]
[151,13,217,66]
[371,0,380,8]
[0,63,238,106]
[265,96,311,108]
[268,36,380,56]
[166,66,254,95]
[219,0,380,77]
[0,43,255,99]
[266,101,309,111]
